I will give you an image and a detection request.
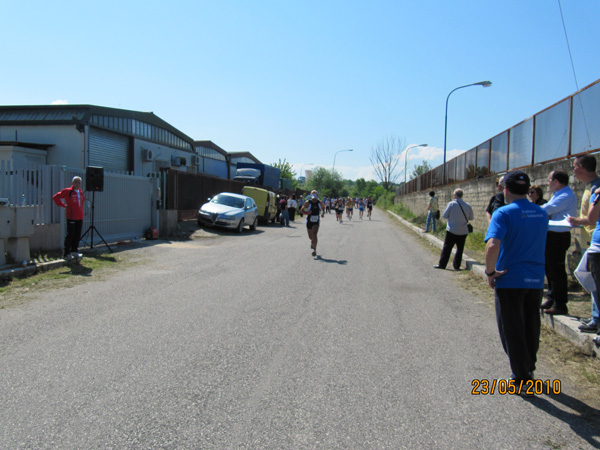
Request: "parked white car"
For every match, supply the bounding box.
[197,192,258,233]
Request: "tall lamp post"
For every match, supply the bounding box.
[332,149,353,174]
[443,80,492,183]
[404,143,428,185]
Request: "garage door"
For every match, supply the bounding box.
[89,128,129,172]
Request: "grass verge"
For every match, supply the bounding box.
[0,253,123,309]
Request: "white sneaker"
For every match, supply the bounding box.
[75,253,83,259]
[64,253,73,260]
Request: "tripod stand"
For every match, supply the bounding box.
[80,191,113,253]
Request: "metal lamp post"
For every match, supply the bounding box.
[404,143,428,185]
[443,81,492,183]
[332,149,353,174]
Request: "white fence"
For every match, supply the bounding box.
[1,161,158,249]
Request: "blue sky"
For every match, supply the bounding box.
[3,0,600,181]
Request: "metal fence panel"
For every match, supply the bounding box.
[1,162,156,248]
[571,81,600,154]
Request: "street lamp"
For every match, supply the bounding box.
[404,143,428,185]
[332,149,353,174]
[443,80,492,183]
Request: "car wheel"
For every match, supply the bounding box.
[250,217,258,231]
[237,218,245,233]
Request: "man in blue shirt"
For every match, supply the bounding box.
[540,170,578,315]
[485,170,548,386]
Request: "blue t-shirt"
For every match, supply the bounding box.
[484,198,548,289]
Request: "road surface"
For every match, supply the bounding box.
[1,210,598,449]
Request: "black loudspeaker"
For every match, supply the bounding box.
[86,166,104,192]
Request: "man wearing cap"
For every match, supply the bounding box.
[485,170,548,387]
[540,170,578,315]
[302,190,325,257]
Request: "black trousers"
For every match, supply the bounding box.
[545,231,571,308]
[438,231,467,269]
[65,219,83,256]
[495,288,542,380]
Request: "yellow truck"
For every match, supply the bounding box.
[242,186,277,224]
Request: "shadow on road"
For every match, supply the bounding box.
[314,255,347,265]
[526,391,600,448]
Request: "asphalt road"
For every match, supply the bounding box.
[1,210,599,449]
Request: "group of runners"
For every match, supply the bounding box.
[328,196,373,223]
[301,193,374,257]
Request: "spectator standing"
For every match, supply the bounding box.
[568,155,600,331]
[434,189,473,270]
[527,185,547,205]
[425,191,439,233]
[279,195,289,227]
[485,171,548,389]
[288,194,298,222]
[540,170,578,315]
[52,176,85,260]
[486,176,506,223]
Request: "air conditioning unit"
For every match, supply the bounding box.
[191,155,200,166]
[141,149,154,161]
[171,156,187,166]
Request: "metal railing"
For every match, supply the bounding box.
[400,78,600,195]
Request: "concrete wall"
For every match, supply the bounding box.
[395,158,594,271]
[29,224,62,252]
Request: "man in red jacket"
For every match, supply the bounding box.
[52,176,85,259]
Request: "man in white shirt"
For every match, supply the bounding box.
[434,189,474,271]
[541,170,578,315]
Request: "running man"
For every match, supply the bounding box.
[366,196,373,220]
[358,198,365,220]
[334,197,344,223]
[302,190,325,256]
[346,197,354,221]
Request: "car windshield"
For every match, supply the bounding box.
[211,194,245,209]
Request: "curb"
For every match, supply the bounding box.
[387,209,600,360]
[0,259,72,281]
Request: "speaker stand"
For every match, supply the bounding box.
[79,191,113,253]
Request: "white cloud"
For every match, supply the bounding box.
[51,99,69,105]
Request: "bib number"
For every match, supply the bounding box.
[310,215,320,223]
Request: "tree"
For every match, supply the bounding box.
[370,136,406,191]
[271,158,296,179]
[351,178,367,198]
[410,160,432,180]
[306,167,344,198]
